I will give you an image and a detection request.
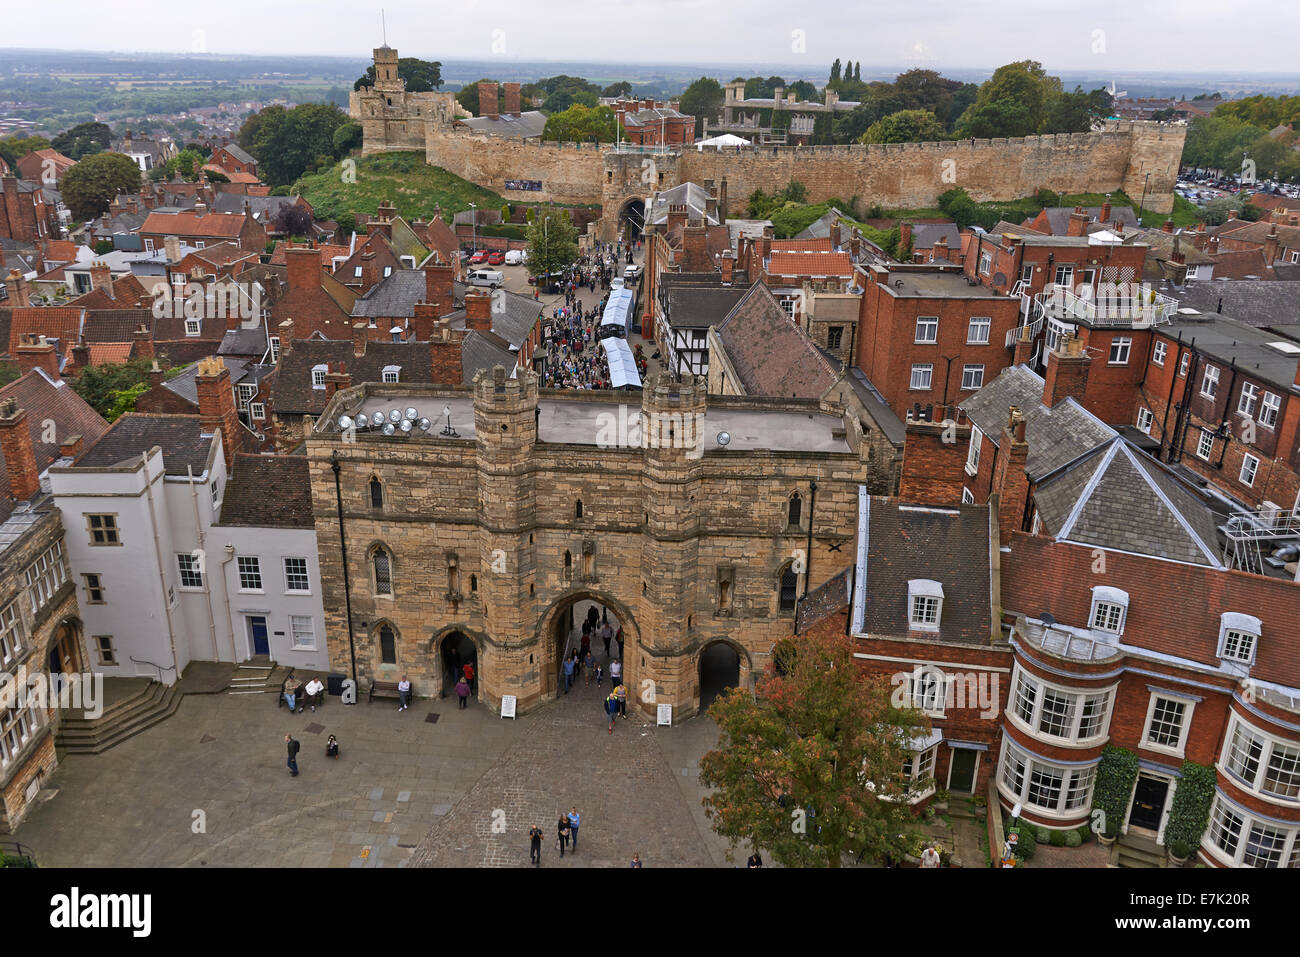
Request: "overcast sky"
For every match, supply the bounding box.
[16,0,1300,75]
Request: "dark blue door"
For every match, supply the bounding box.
[250,616,269,656]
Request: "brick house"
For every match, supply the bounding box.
[138,205,265,254]
[616,104,695,148]
[1,174,60,244]
[208,143,258,179]
[15,150,76,186]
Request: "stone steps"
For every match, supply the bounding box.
[55,681,182,756]
[1116,834,1166,869]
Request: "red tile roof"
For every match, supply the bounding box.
[3,307,84,356]
[771,238,833,252]
[269,242,351,267]
[89,342,134,365]
[766,251,854,278]
[140,210,247,238]
[42,240,80,263]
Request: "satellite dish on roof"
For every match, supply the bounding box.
[716,431,731,447]
[993,272,1007,286]
[1041,612,1057,626]
[388,409,401,423]
[370,412,385,427]
[405,407,418,421]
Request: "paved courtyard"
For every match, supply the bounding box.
[10,669,742,868]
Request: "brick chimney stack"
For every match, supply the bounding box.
[429,321,464,384]
[1100,198,1112,223]
[1012,323,1035,367]
[277,318,294,356]
[1067,207,1089,237]
[324,361,351,401]
[149,359,164,391]
[72,336,90,371]
[0,398,39,502]
[16,334,59,380]
[1042,333,1092,408]
[4,269,31,307]
[479,81,499,120]
[132,323,154,359]
[899,221,913,255]
[285,244,320,293]
[359,249,378,290]
[682,223,708,270]
[465,288,493,331]
[1263,225,1280,264]
[992,406,1030,542]
[352,321,370,357]
[932,236,949,262]
[424,259,455,315]
[898,405,970,507]
[411,301,438,341]
[503,82,522,118]
[1161,218,1174,233]
[720,253,734,283]
[666,203,687,234]
[164,234,182,263]
[59,434,84,461]
[195,356,241,470]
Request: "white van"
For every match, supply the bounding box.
[624,264,642,281]
[468,268,504,289]
[505,249,524,266]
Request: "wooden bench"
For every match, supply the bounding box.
[278,673,325,710]
[369,678,413,704]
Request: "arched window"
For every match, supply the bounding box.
[369,476,383,509]
[378,624,396,665]
[373,546,393,596]
[470,574,478,593]
[779,563,798,611]
[788,493,802,527]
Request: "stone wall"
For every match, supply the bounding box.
[424,131,606,206]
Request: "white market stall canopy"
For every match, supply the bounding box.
[696,133,752,150]
[601,337,642,389]
[600,287,635,335]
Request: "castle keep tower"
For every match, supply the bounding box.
[349,45,459,156]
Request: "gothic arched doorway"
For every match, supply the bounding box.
[698,640,741,713]
[619,198,645,241]
[536,590,640,705]
[440,630,478,699]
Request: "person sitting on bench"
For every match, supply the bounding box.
[303,677,324,711]
[284,675,302,713]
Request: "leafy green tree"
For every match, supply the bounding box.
[544,104,617,143]
[332,121,363,156]
[51,121,111,160]
[602,81,633,98]
[829,59,842,84]
[241,103,349,187]
[204,168,230,184]
[60,151,142,220]
[853,62,861,82]
[72,357,159,419]
[1043,87,1112,134]
[166,148,205,180]
[789,80,819,102]
[679,77,724,137]
[957,60,1057,138]
[354,57,443,92]
[525,207,578,280]
[860,109,946,144]
[455,80,500,117]
[699,630,930,868]
[0,134,52,169]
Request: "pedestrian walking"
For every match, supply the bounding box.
[529,824,543,866]
[462,662,476,696]
[557,814,571,857]
[563,653,576,693]
[594,662,604,686]
[615,682,628,718]
[921,843,941,868]
[568,807,581,852]
[606,693,618,733]
[600,621,613,656]
[583,650,595,686]
[455,676,470,709]
[747,851,763,868]
[285,733,300,776]
[609,658,622,687]
[397,674,411,711]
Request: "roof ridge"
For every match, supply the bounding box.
[1055,438,1121,540]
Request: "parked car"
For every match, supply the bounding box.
[505,249,525,265]
[467,268,504,289]
[470,250,490,265]
[488,251,505,266]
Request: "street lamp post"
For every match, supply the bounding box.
[469,202,477,253]
[1138,172,1151,226]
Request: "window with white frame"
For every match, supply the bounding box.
[905,669,947,715]
[910,364,933,390]
[353,266,362,278]
[1053,264,1074,287]
[1136,407,1154,434]
[177,553,203,588]
[907,579,943,631]
[283,557,310,593]
[961,364,984,390]
[1201,365,1220,399]
[965,426,982,474]
[236,382,256,411]
[1196,428,1215,461]
[967,316,991,345]
[269,336,281,363]
[185,318,201,336]
[1143,692,1194,754]
[1223,717,1300,801]
[1108,336,1132,365]
[1238,382,1260,417]
[0,699,42,770]
[999,739,1097,816]
[251,402,265,421]
[237,556,262,591]
[902,743,939,798]
[1089,585,1128,635]
[382,365,401,383]
[210,480,220,508]
[311,365,327,389]
[1217,612,1260,665]
[93,635,116,666]
[290,615,316,650]
[914,317,938,343]
[1009,666,1112,743]
[24,541,67,614]
[0,601,21,667]
[1260,392,1281,429]
[1206,794,1300,868]
[1179,353,1190,377]
[962,487,975,504]
[979,251,992,275]
[1240,454,1259,487]
[1152,340,1167,366]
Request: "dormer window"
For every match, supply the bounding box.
[1089,585,1129,635]
[311,365,327,388]
[382,365,401,383]
[907,579,943,631]
[383,266,393,278]
[1218,613,1260,666]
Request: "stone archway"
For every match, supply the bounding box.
[429,625,483,699]
[693,638,753,719]
[618,198,646,240]
[535,588,642,704]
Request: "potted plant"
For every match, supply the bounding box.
[1167,837,1192,865]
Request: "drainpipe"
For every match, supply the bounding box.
[1158,332,1183,456]
[331,450,358,693]
[142,452,180,682]
[1214,359,1239,471]
[219,545,238,662]
[187,464,219,660]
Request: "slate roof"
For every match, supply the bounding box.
[218,325,270,358]
[215,143,256,166]
[68,273,150,309]
[162,357,264,406]
[1032,436,1224,567]
[460,330,520,379]
[81,308,153,343]
[211,194,298,219]
[1214,220,1300,250]
[910,223,962,250]
[713,282,837,399]
[0,369,109,518]
[1209,248,1277,281]
[76,413,214,476]
[661,281,750,330]
[217,453,314,529]
[959,364,1116,480]
[1157,312,1300,393]
[856,497,994,645]
[274,340,433,414]
[794,208,844,241]
[1176,281,1300,330]
[647,182,714,225]
[457,111,548,138]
